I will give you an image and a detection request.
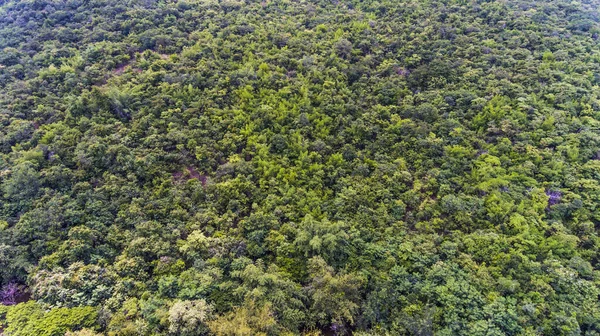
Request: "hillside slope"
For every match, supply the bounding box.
[1,0,600,334]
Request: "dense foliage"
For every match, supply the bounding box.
[1,0,600,334]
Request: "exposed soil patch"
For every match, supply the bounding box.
[113,56,138,75]
[173,166,207,186]
[113,62,129,75]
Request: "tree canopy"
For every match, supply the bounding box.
[1,0,600,334]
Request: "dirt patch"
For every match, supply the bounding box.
[113,63,129,75]
[113,56,138,75]
[173,166,207,186]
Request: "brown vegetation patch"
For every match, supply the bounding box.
[173,166,207,186]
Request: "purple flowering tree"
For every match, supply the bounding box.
[546,190,562,206]
[0,282,19,305]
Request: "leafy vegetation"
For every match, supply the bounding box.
[1,0,600,334]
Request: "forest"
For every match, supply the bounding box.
[1,0,600,334]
